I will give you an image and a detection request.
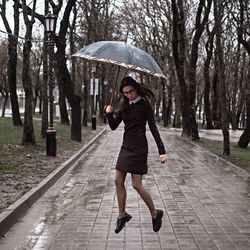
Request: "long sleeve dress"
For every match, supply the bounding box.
[106,98,165,175]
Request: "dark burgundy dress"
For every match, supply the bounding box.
[107,99,165,175]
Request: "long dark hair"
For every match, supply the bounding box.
[119,76,155,109]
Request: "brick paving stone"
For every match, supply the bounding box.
[1,128,250,250]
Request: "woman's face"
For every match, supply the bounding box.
[122,85,138,101]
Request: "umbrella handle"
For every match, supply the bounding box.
[109,66,121,106]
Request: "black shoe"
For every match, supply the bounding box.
[115,212,132,234]
[152,209,163,232]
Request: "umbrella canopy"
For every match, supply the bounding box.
[72,41,165,79]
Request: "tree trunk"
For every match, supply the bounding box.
[169,55,181,128]
[71,96,82,141]
[82,64,90,127]
[236,51,246,128]
[99,73,106,122]
[155,88,161,122]
[186,0,212,139]
[212,58,221,129]
[67,3,77,126]
[231,43,241,130]
[38,93,42,114]
[171,0,191,136]
[8,37,22,126]
[56,56,81,140]
[22,86,36,145]
[238,94,250,148]
[58,88,70,125]
[171,0,212,140]
[238,61,250,148]
[21,0,36,145]
[214,0,230,155]
[166,85,173,127]
[173,89,182,128]
[1,91,8,117]
[33,88,38,114]
[161,79,168,127]
[237,0,250,148]
[82,84,89,127]
[53,0,80,141]
[7,1,23,126]
[21,42,36,144]
[204,26,215,129]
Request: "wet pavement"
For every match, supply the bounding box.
[1,127,250,250]
[168,128,244,144]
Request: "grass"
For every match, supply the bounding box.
[0,118,24,144]
[197,138,250,172]
[0,117,103,172]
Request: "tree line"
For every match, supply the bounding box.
[0,0,249,154]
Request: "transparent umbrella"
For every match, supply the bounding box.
[72,41,165,105]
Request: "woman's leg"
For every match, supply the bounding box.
[114,169,127,217]
[131,174,157,217]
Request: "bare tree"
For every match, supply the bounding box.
[0,0,23,126]
[171,0,213,140]
[214,0,230,155]
[237,0,250,148]
[236,50,247,128]
[21,0,37,145]
[51,0,82,141]
[187,0,212,138]
[30,40,43,114]
[0,40,8,117]
[203,25,215,129]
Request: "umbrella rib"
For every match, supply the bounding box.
[92,42,114,58]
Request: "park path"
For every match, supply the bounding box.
[0,127,250,250]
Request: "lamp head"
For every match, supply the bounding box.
[44,12,56,33]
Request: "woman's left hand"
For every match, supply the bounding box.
[159,154,167,164]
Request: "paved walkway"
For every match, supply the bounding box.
[1,127,250,250]
[168,128,244,144]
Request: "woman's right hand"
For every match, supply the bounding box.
[105,105,113,114]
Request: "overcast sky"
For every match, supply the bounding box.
[0,1,48,40]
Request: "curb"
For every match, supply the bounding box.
[0,128,107,238]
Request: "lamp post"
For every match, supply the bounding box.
[103,79,108,124]
[91,66,97,130]
[44,12,57,156]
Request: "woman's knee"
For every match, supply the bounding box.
[114,177,124,187]
[132,182,140,191]
[114,170,126,187]
[132,176,143,191]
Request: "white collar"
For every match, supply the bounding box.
[129,96,142,105]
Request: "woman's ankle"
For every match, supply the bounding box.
[151,209,157,218]
[119,212,126,218]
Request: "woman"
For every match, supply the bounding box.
[105,76,167,234]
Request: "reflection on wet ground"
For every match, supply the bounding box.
[1,128,250,249]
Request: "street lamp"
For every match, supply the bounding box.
[44,12,57,156]
[103,79,108,124]
[91,66,97,130]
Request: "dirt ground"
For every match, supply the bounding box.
[0,130,102,213]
